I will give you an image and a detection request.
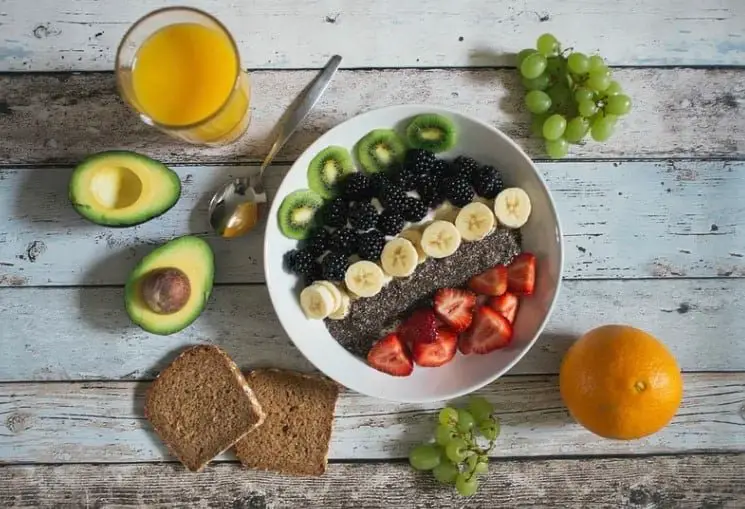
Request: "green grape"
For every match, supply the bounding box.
[531,114,548,137]
[547,84,574,114]
[455,473,479,497]
[574,87,594,103]
[591,115,615,141]
[564,117,590,143]
[545,56,564,76]
[536,33,560,56]
[605,94,632,115]
[542,114,566,141]
[587,68,612,91]
[525,90,552,114]
[473,460,489,475]
[432,462,459,484]
[478,417,501,440]
[456,409,475,433]
[435,424,458,446]
[467,396,494,422]
[520,53,547,79]
[438,407,459,426]
[588,55,605,71]
[409,444,441,471]
[521,73,550,91]
[516,48,536,66]
[445,437,469,463]
[545,138,569,159]
[567,52,590,74]
[465,454,479,473]
[604,80,623,96]
[578,99,599,118]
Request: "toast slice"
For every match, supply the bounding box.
[234,369,340,476]
[144,345,265,472]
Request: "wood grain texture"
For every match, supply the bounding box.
[2,455,744,508]
[2,0,744,71]
[0,373,743,463]
[0,69,743,166]
[1,161,742,287]
[0,280,742,382]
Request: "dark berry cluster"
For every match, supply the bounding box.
[442,176,474,207]
[379,185,408,214]
[342,173,373,202]
[452,156,480,180]
[378,210,405,236]
[403,197,428,222]
[321,252,349,281]
[349,201,378,230]
[284,249,315,276]
[322,198,348,227]
[472,165,504,199]
[357,229,386,261]
[329,227,358,256]
[303,228,330,258]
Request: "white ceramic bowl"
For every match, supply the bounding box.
[264,105,563,403]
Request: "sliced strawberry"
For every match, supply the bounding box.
[507,253,536,295]
[487,292,519,323]
[367,333,414,376]
[412,328,458,367]
[459,306,513,355]
[468,265,508,296]
[398,308,438,345]
[433,288,477,333]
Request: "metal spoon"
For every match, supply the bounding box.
[208,54,342,238]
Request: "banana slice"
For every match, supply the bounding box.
[380,237,418,277]
[344,261,385,298]
[315,281,343,313]
[299,284,336,320]
[494,187,532,228]
[455,202,496,241]
[400,229,428,264]
[420,220,462,258]
[328,291,351,320]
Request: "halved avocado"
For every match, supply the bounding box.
[125,236,214,336]
[69,151,181,227]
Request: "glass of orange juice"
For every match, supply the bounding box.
[116,7,251,145]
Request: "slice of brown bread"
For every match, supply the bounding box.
[144,345,265,472]
[234,368,340,476]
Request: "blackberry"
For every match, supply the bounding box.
[379,185,408,214]
[283,249,299,273]
[284,249,315,275]
[349,201,379,231]
[404,149,437,174]
[329,227,358,256]
[443,176,474,207]
[472,165,504,199]
[342,173,373,202]
[303,228,331,258]
[420,188,445,209]
[393,164,419,191]
[321,198,349,228]
[357,229,386,261]
[432,158,450,178]
[303,261,323,287]
[403,197,428,222]
[377,210,405,236]
[321,252,349,281]
[416,173,444,208]
[452,155,481,180]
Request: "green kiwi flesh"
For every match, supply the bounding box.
[405,113,457,153]
[277,189,324,240]
[355,129,406,174]
[307,146,355,199]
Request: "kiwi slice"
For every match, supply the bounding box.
[307,146,356,199]
[405,113,457,153]
[277,189,324,240]
[355,129,406,174]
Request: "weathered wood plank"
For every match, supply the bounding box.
[1,69,743,166]
[0,374,742,463]
[0,280,742,382]
[2,455,744,508]
[0,161,742,286]
[2,0,744,71]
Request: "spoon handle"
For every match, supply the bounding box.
[257,55,342,179]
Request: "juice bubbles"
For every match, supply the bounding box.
[116,8,251,145]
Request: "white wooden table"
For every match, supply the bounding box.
[1,1,744,507]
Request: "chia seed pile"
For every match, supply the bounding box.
[325,227,522,358]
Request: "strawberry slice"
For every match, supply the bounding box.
[459,306,513,355]
[367,333,414,377]
[507,253,536,295]
[487,292,519,323]
[398,308,438,345]
[468,265,508,296]
[412,328,458,367]
[433,288,477,333]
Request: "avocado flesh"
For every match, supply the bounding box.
[125,236,214,336]
[69,151,181,227]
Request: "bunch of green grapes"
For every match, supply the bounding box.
[408,396,500,497]
[518,33,632,159]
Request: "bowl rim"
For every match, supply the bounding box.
[263,103,565,402]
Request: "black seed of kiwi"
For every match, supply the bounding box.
[405,113,457,153]
[355,129,406,174]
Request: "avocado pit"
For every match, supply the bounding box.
[141,268,191,314]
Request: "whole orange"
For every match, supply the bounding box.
[559,324,683,440]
